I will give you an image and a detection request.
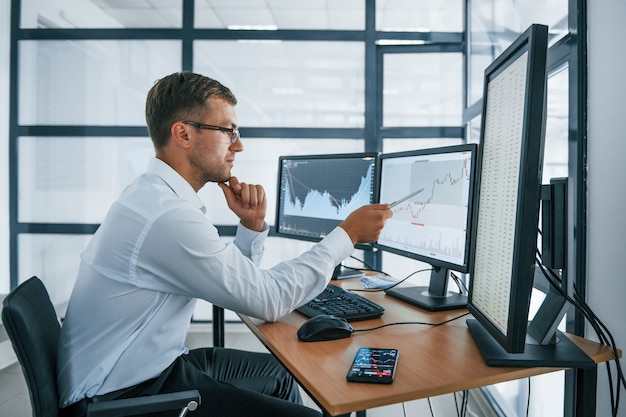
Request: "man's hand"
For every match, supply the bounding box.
[339,204,393,245]
[218,177,267,232]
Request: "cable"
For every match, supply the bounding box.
[348,255,376,272]
[348,267,435,293]
[338,255,385,276]
[535,256,625,416]
[352,312,470,334]
[453,390,468,417]
[454,392,460,416]
[571,287,624,416]
[347,264,467,298]
[450,271,469,294]
[427,397,437,417]
[526,378,531,417]
[536,259,619,415]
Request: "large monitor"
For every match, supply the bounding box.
[377,144,477,311]
[275,152,378,277]
[466,24,592,367]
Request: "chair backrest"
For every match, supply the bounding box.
[2,276,61,417]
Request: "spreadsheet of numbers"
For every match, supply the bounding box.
[471,52,528,334]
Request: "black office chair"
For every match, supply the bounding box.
[1,276,200,417]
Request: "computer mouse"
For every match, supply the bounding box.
[297,314,354,342]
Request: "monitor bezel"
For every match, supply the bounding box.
[467,24,549,354]
[274,152,379,249]
[374,143,478,275]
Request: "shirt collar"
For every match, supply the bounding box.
[147,158,207,213]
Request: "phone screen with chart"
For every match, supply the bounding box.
[346,348,398,384]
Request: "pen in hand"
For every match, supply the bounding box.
[388,188,424,208]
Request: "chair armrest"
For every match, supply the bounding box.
[86,389,200,417]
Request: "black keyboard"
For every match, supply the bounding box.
[297,284,385,321]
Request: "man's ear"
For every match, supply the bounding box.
[170,121,192,149]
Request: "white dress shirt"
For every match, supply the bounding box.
[57,158,354,407]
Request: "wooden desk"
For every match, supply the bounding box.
[239,281,616,416]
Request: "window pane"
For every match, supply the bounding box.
[468,49,494,105]
[194,41,364,128]
[468,0,568,104]
[21,0,183,28]
[18,137,153,223]
[195,0,364,30]
[383,53,463,126]
[544,65,569,181]
[19,136,364,225]
[18,234,91,308]
[467,115,482,144]
[19,40,180,125]
[382,138,463,153]
[376,0,463,32]
[470,0,567,38]
[199,138,365,224]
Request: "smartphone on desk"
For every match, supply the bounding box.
[346,347,398,384]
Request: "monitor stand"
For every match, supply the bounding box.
[385,267,467,311]
[467,281,594,368]
[467,319,594,368]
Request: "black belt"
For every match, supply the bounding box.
[59,397,90,417]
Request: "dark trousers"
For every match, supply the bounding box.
[70,347,322,417]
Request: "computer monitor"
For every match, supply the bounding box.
[466,24,592,367]
[376,144,477,311]
[275,152,378,278]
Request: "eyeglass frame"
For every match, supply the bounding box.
[182,121,240,143]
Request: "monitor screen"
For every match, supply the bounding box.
[462,24,594,368]
[467,24,592,368]
[275,152,378,246]
[377,144,477,311]
[467,24,548,356]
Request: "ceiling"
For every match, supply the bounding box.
[24,0,463,31]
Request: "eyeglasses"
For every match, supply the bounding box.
[183,121,240,144]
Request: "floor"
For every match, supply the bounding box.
[0,322,466,417]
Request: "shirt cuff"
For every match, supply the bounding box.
[318,226,355,264]
[235,222,269,264]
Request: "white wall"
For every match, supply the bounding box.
[587,1,626,416]
[0,0,10,294]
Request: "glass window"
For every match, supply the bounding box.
[468,0,568,104]
[194,41,365,128]
[382,138,464,153]
[467,48,494,105]
[18,40,181,125]
[467,114,482,144]
[18,136,153,223]
[376,0,463,32]
[470,0,567,37]
[20,0,183,28]
[544,65,569,181]
[383,53,463,126]
[18,234,91,308]
[199,138,365,224]
[195,0,364,30]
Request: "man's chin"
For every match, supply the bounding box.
[207,175,231,184]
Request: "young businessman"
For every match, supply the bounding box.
[57,71,392,417]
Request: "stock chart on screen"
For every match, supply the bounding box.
[276,153,377,242]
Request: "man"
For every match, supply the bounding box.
[57,71,392,417]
